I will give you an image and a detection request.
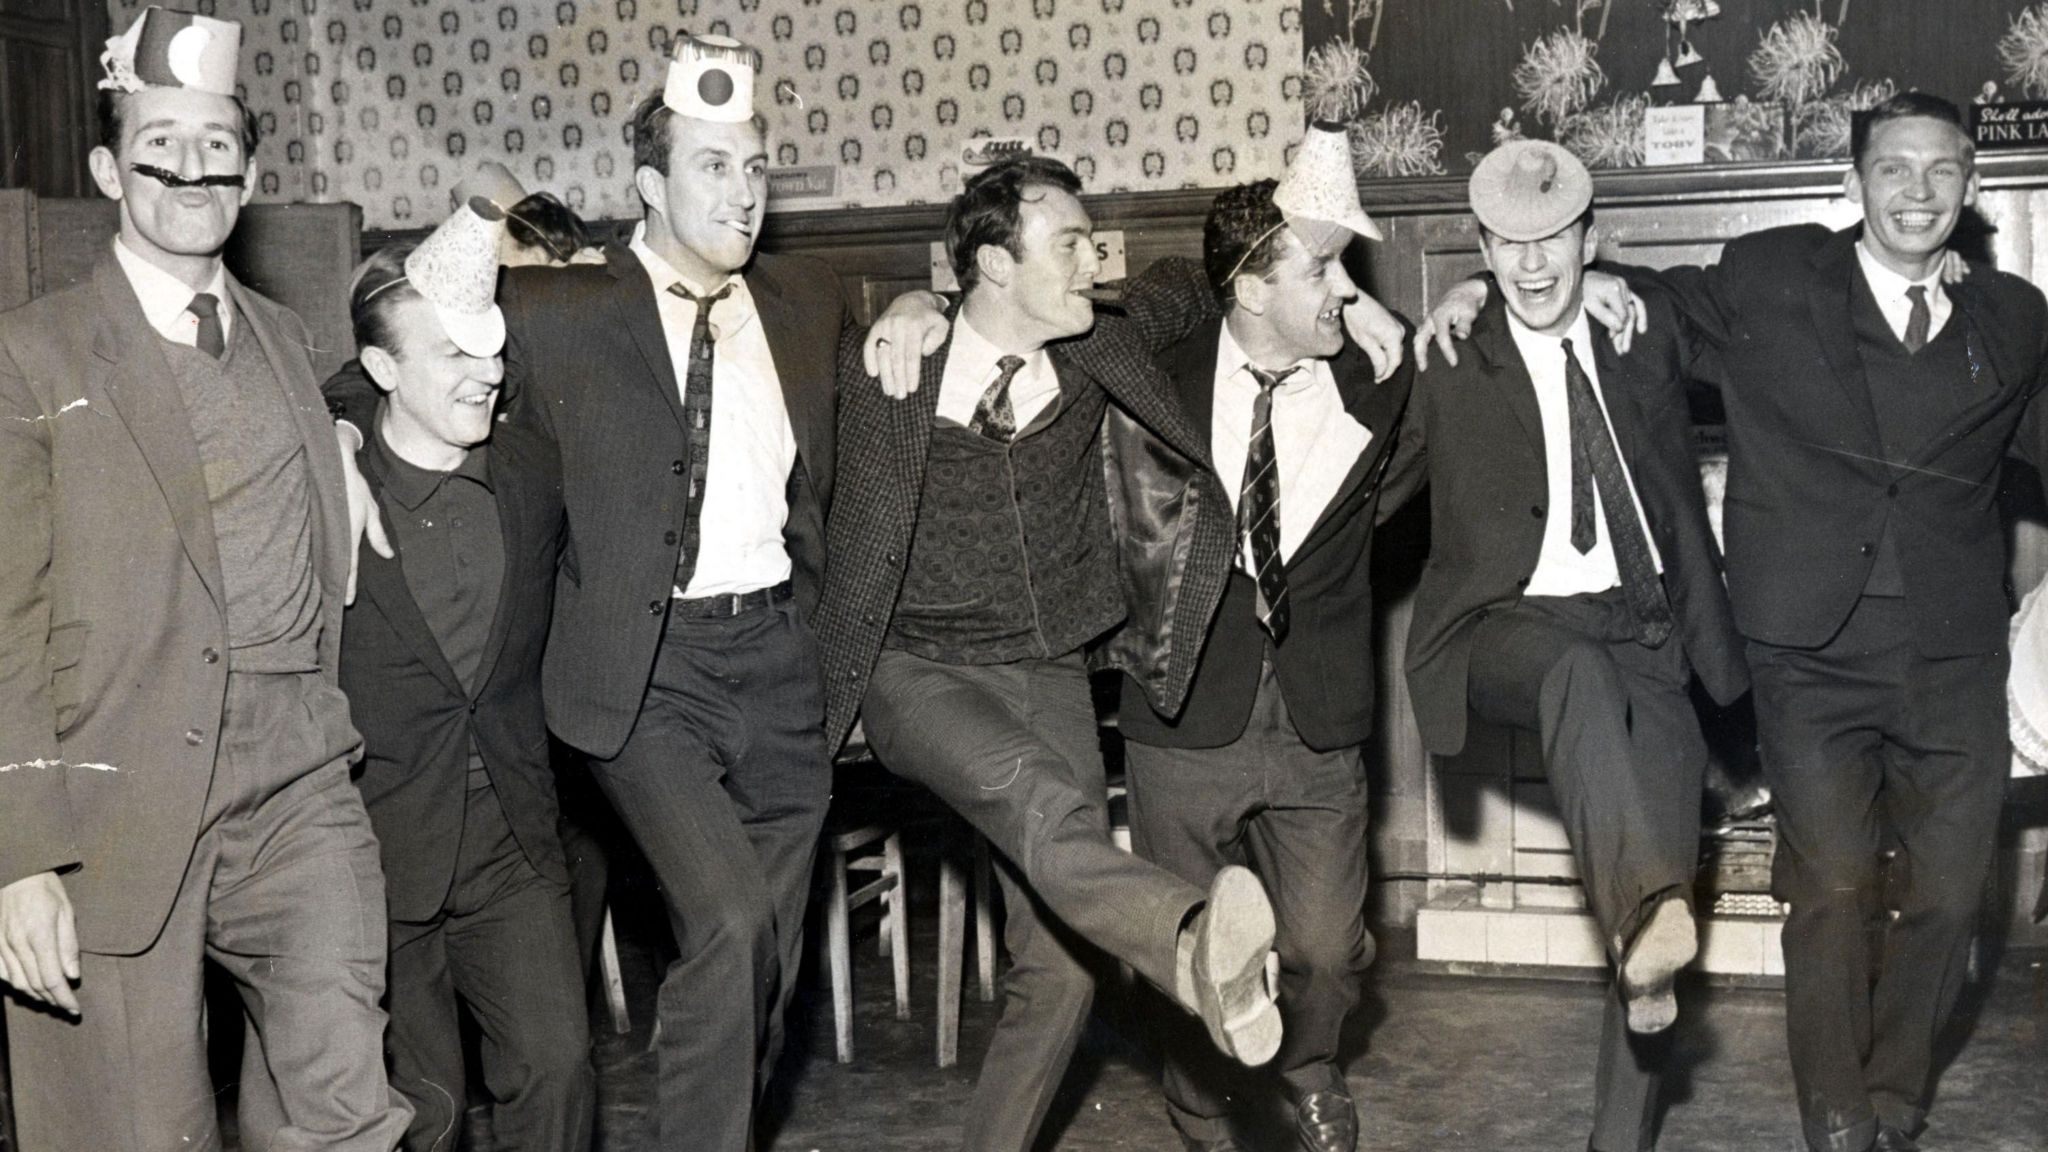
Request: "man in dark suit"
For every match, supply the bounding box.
[339,228,591,1150]
[1404,141,1749,1152]
[333,36,854,1149]
[1585,93,2048,1152]
[1113,152,1417,1152]
[816,156,1285,1152]
[0,10,408,1150]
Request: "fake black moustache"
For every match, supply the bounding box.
[131,164,244,189]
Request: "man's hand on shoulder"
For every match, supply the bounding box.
[335,423,392,605]
[1581,270,1647,355]
[863,290,951,400]
[1412,279,1490,371]
[0,870,80,1015]
[1342,293,1406,382]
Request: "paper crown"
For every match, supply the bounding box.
[451,161,529,214]
[100,7,241,98]
[1273,121,1382,243]
[663,33,760,122]
[1468,140,1592,243]
[404,198,508,357]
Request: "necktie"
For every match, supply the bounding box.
[1241,365,1297,645]
[1903,284,1930,353]
[969,355,1026,442]
[667,281,733,589]
[1562,339,1673,647]
[188,292,224,358]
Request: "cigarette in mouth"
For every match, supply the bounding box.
[1075,287,1122,302]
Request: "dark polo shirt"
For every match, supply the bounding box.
[371,420,504,787]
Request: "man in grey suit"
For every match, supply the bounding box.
[0,9,407,1150]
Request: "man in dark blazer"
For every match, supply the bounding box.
[339,234,591,1150]
[1591,93,2048,1152]
[0,11,407,1150]
[815,156,1284,1152]
[1113,163,1417,1152]
[1404,141,1748,1152]
[333,37,853,1150]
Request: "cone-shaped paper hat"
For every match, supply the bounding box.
[1273,121,1382,243]
[405,198,508,357]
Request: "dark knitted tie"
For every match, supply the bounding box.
[187,292,224,358]
[1562,339,1672,647]
[667,281,732,588]
[969,354,1026,441]
[1903,284,1930,353]
[1241,365,1297,644]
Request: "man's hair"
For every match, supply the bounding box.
[348,245,422,358]
[506,191,591,261]
[943,155,1083,295]
[628,90,768,177]
[1852,91,1972,170]
[96,88,260,158]
[1203,179,1289,307]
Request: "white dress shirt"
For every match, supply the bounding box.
[113,237,232,346]
[1211,321,1374,568]
[1508,309,1664,599]
[1855,239,1952,345]
[631,224,797,599]
[935,312,1060,432]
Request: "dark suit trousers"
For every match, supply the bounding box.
[1748,595,2009,1152]
[6,672,410,1152]
[1124,659,1374,1145]
[1466,591,1704,1152]
[587,599,830,1152]
[861,649,1206,1152]
[385,784,592,1152]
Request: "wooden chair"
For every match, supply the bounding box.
[819,822,909,1064]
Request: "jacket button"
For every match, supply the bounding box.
[1530,505,1545,519]
[862,612,877,625]
[1859,543,1874,556]
[1475,608,1491,621]
[1886,482,1899,497]
[664,530,679,546]
[468,701,479,714]
[1515,577,1529,588]
[184,728,205,746]
[201,647,219,664]
[884,552,898,565]
[648,599,665,615]
[671,460,685,475]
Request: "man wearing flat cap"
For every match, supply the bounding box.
[0,7,408,1150]
[330,33,875,1150]
[1397,140,1747,1152]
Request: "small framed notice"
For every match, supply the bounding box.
[1971,101,2048,151]
[1645,104,1706,167]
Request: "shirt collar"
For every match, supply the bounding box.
[1503,305,1595,368]
[950,311,1045,384]
[370,406,495,512]
[1854,238,1944,306]
[1216,318,1316,394]
[629,222,755,325]
[112,236,230,344]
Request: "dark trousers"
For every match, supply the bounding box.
[553,748,617,1004]
[1748,595,2009,1152]
[587,599,830,1152]
[861,649,1206,1152]
[1465,591,1705,1152]
[6,672,410,1152]
[385,785,592,1152]
[1124,660,1374,1145]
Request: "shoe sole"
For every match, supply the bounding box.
[1196,866,1281,1066]
[1620,897,1697,1034]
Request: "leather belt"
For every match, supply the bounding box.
[671,580,793,619]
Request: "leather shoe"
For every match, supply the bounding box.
[1874,1127,1920,1152]
[1176,1136,1246,1152]
[1180,865,1282,1066]
[1295,1088,1359,1152]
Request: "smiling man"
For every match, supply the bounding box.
[817,155,1284,1152]
[1576,92,2048,1152]
[1401,140,1748,1152]
[0,8,408,1150]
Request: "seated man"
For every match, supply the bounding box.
[1401,141,1748,1152]
[329,205,591,1151]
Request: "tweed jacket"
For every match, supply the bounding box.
[0,254,356,954]
[1617,225,2048,656]
[816,276,1235,755]
[330,243,852,759]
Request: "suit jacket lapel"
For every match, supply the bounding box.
[1807,228,1886,449]
[1916,282,2021,466]
[1164,317,1223,444]
[1590,330,1653,478]
[1295,340,1402,559]
[467,440,530,698]
[1471,295,1548,471]
[90,256,227,611]
[605,243,689,433]
[355,439,468,698]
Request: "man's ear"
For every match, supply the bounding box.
[238,160,258,207]
[974,243,1014,290]
[1231,271,1270,316]
[633,165,667,217]
[1843,164,1863,207]
[1580,224,1600,266]
[1964,165,1982,209]
[88,146,124,201]
[360,345,402,395]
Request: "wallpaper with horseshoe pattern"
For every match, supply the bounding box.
[106,0,1306,229]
